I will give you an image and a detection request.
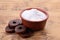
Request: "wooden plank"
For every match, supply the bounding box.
[0,0,60,40]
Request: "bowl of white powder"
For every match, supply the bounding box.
[20,8,48,31]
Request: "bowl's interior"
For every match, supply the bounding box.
[21,8,48,22]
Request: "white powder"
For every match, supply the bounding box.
[21,9,47,21]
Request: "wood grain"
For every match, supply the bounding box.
[0,0,60,40]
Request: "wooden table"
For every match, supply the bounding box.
[0,0,60,40]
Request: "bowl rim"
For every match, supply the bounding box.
[20,8,49,22]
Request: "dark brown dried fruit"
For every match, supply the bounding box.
[20,28,34,38]
[5,26,15,33]
[8,19,22,28]
[15,25,26,34]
